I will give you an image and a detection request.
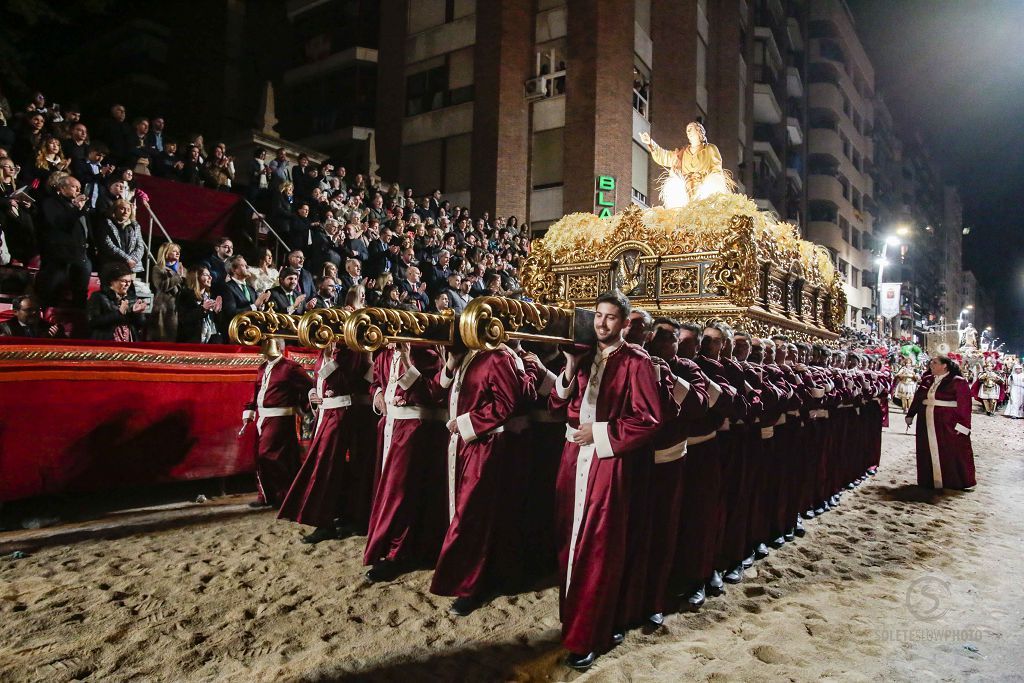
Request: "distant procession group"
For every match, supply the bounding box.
[238,291,975,671]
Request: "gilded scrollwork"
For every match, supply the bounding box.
[342,307,455,353]
[460,296,575,351]
[661,266,700,296]
[297,308,351,349]
[228,309,301,345]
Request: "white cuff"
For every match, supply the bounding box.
[810,387,825,399]
[456,413,477,442]
[672,377,691,405]
[555,372,576,400]
[242,410,256,420]
[706,380,722,408]
[372,388,383,415]
[954,423,971,436]
[538,370,557,397]
[308,388,319,403]
[592,421,614,458]
[398,366,421,390]
[439,366,455,389]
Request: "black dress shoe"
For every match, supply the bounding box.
[755,543,770,559]
[649,612,665,626]
[611,631,625,646]
[803,509,816,519]
[685,585,706,611]
[707,570,724,595]
[830,494,840,507]
[365,560,404,584]
[449,596,481,616]
[784,529,795,543]
[867,466,878,476]
[248,499,272,508]
[770,536,786,549]
[742,554,755,569]
[794,518,806,538]
[302,526,338,544]
[724,565,744,584]
[565,651,597,671]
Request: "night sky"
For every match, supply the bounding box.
[848,0,1024,352]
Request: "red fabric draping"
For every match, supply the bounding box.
[135,174,244,242]
[0,338,314,502]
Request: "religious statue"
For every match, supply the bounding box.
[960,323,978,350]
[640,121,735,209]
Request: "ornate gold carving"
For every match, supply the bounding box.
[460,296,576,351]
[566,273,600,301]
[228,310,301,345]
[342,308,455,353]
[297,307,352,349]
[520,244,561,306]
[0,347,264,366]
[707,214,758,308]
[661,266,700,295]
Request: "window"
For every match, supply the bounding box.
[633,64,650,120]
[851,267,860,288]
[839,215,850,242]
[406,60,474,116]
[532,128,564,189]
[837,257,850,278]
[851,228,861,250]
[631,141,649,204]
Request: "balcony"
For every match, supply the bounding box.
[787,116,803,145]
[787,17,804,51]
[809,82,843,113]
[786,66,804,98]
[786,166,803,192]
[755,26,784,71]
[807,220,843,251]
[809,127,842,162]
[754,83,783,124]
[808,173,844,206]
[754,140,783,175]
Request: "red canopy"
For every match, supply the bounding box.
[135,174,245,242]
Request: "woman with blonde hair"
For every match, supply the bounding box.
[176,266,222,343]
[149,241,186,341]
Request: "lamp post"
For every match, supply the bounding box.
[875,234,902,341]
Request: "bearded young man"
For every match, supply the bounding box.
[549,291,663,670]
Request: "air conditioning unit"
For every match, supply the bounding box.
[524,76,550,101]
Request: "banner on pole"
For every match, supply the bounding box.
[879,282,901,319]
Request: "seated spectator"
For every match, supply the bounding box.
[340,257,361,291]
[320,260,341,295]
[176,267,222,344]
[398,265,429,312]
[306,275,339,310]
[203,142,235,190]
[445,273,472,314]
[283,249,315,297]
[0,157,36,262]
[203,236,234,286]
[73,143,114,210]
[151,140,183,180]
[378,283,402,309]
[423,248,452,293]
[87,262,147,341]
[149,241,186,341]
[27,137,71,191]
[218,254,272,335]
[482,272,504,297]
[365,272,392,307]
[431,290,451,314]
[246,246,279,294]
[264,267,307,315]
[0,295,63,338]
[98,199,144,276]
[343,283,366,310]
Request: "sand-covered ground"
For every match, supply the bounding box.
[2,408,1022,682]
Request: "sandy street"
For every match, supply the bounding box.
[1,409,1022,682]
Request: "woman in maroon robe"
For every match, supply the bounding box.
[906,356,976,490]
[277,342,371,542]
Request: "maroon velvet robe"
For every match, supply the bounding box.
[363,345,449,566]
[907,373,976,490]
[429,347,528,599]
[643,356,707,617]
[549,341,662,654]
[277,346,372,529]
[242,356,314,507]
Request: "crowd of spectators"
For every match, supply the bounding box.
[0,89,532,344]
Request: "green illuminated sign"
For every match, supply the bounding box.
[595,175,615,218]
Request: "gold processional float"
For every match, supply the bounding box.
[229,120,845,351]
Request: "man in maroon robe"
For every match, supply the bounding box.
[363,342,448,581]
[550,291,663,670]
[240,339,314,507]
[642,323,708,625]
[429,343,529,616]
[906,356,976,490]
